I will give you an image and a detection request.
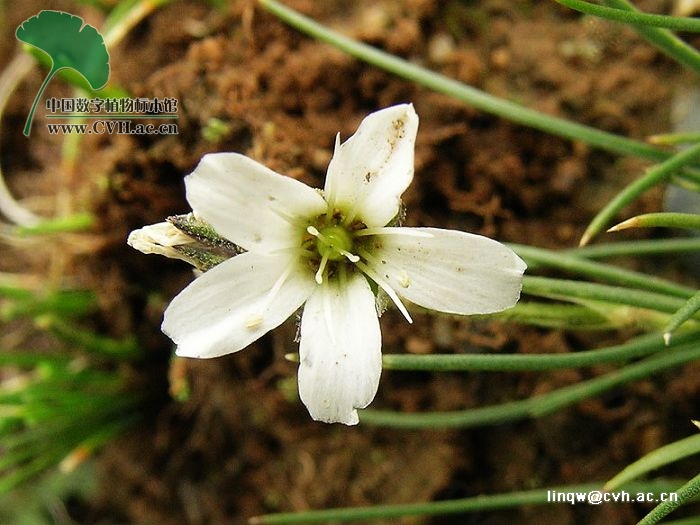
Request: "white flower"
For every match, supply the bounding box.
[130,104,526,425]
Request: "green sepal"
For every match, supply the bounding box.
[167,214,243,272]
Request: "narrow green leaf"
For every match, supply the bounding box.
[554,0,700,31]
[360,341,700,428]
[650,132,700,146]
[580,141,700,245]
[522,276,692,314]
[511,244,694,298]
[258,0,670,163]
[0,286,34,300]
[637,472,700,525]
[599,0,700,74]
[2,289,96,321]
[664,290,700,344]
[609,213,700,233]
[0,353,71,367]
[37,316,141,361]
[102,0,175,46]
[248,480,683,524]
[477,301,614,330]
[13,213,94,236]
[605,433,700,491]
[382,330,699,372]
[568,238,700,259]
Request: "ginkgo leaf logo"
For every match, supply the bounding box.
[16,10,110,137]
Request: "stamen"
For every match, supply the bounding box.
[308,224,359,263]
[339,249,360,263]
[354,227,434,238]
[315,254,329,284]
[354,258,413,324]
[264,262,294,306]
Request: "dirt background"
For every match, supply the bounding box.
[2,0,700,524]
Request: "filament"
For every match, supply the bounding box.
[354,227,434,238]
[354,256,412,324]
[315,254,329,284]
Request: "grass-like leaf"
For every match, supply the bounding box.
[580,141,700,245]
[604,433,700,491]
[248,480,684,524]
[381,330,700,372]
[609,213,700,233]
[664,290,700,344]
[555,0,700,32]
[360,338,700,428]
[637,472,700,525]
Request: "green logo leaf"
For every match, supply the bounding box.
[16,10,110,137]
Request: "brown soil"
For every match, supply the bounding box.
[2,1,700,524]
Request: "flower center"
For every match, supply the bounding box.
[315,225,354,262]
[303,218,362,285]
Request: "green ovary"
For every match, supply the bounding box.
[316,225,354,261]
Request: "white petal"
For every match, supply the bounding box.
[366,228,526,315]
[185,153,327,253]
[298,274,381,425]
[324,104,418,227]
[162,252,314,358]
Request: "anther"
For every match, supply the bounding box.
[339,250,360,263]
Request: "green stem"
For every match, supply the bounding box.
[554,0,700,32]
[382,330,699,372]
[637,472,700,525]
[259,0,670,162]
[581,141,700,245]
[605,434,700,491]
[511,244,694,298]
[102,0,176,48]
[0,352,71,367]
[2,289,95,321]
[482,301,613,330]
[249,480,682,524]
[360,341,700,428]
[610,212,700,232]
[650,132,700,146]
[567,237,700,259]
[600,0,700,74]
[522,276,691,313]
[38,316,141,361]
[0,285,34,300]
[13,212,95,236]
[0,452,64,494]
[664,290,700,343]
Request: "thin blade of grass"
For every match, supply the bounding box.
[580,141,700,245]
[605,433,700,491]
[637,472,700,525]
[664,289,700,344]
